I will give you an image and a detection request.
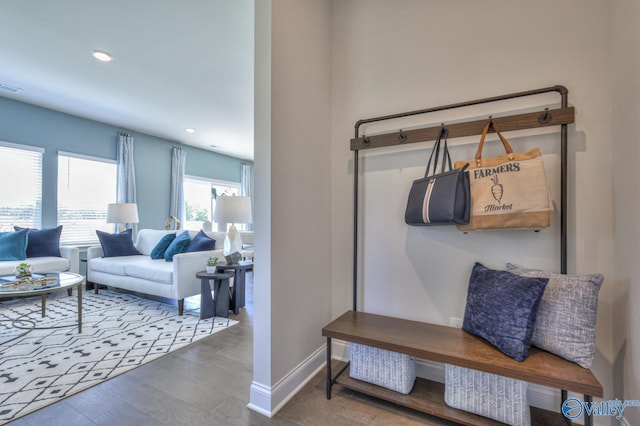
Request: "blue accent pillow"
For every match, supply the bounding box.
[150,233,176,259]
[0,229,28,261]
[14,225,62,257]
[462,263,549,361]
[164,231,191,261]
[96,229,141,258]
[185,230,215,253]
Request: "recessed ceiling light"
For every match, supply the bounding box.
[185,128,195,133]
[92,50,113,62]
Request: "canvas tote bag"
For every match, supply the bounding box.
[453,121,552,231]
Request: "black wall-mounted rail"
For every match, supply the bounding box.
[352,85,571,312]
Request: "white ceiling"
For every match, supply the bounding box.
[0,1,255,160]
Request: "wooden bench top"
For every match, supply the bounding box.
[322,310,603,397]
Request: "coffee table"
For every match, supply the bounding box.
[0,272,85,340]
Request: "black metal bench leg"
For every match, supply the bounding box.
[584,395,593,426]
[561,390,572,426]
[326,337,332,399]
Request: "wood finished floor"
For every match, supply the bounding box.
[8,273,454,426]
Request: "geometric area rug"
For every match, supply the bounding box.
[0,289,237,424]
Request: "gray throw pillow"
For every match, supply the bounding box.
[506,263,604,368]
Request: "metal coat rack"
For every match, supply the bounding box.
[350,85,574,312]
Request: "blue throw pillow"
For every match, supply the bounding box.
[164,231,191,261]
[150,233,176,260]
[96,229,141,258]
[0,229,28,261]
[14,225,62,257]
[462,263,549,362]
[185,230,215,253]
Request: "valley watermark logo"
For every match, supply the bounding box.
[562,397,639,420]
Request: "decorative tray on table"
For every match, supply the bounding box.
[0,275,59,292]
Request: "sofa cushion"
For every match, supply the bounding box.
[0,229,28,261]
[506,263,604,368]
[150,233,176,259]
[203,231,227,250]
[89,255,146,276]
[96,229,141,257]
[0,257,70,275]
[124,259,173,284]
[462,262,548,362]
[14,226,62,257]
[186,230,215,253]
[135,229,178,256]
[164,231,191,261]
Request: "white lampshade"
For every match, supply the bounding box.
[214,196,252,224]
[214,196,251,259]
[107,203,139,224]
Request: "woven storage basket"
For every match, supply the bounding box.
[444,364,530,426]
[349,343,416,394]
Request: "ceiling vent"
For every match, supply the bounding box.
[0,83,23,93]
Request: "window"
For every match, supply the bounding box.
[0,142,43,231]
[184,176,240,231]
[57,152,117,244]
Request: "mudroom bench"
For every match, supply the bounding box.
[323,310,603,426]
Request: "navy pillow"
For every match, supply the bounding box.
[96,229,141,258]
[14,225,62,257]
[0,229,28,261]
[164,231,191,261]
[462,262,549,361]
[185,230,216,253]
[150,233,176,260]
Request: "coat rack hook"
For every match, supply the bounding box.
[488,116,495,131]
[538,107,552,124]
[398,130,407,143]
[363,136,370,146]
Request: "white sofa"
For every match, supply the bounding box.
[0,246,80,276]
[238,230,254,259]
[87,229,226,315]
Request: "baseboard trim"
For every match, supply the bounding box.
[247,382,272,417]
[247,344,326,417]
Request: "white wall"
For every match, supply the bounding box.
[330,0,615,416]
[251,0,272,414]
[253,0,639,422]
[611,1,640,425]
[250,0,332,416]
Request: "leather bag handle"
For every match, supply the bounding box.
[475,120,515,167]
[425,128,452,177]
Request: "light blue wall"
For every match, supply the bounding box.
[0,96,251,230]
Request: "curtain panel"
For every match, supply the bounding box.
[116,133,138,234]
[240,162,253,231]
[170,146,186,226]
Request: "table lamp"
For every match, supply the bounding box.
[214,196,252,261]
[107,203,139,233]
